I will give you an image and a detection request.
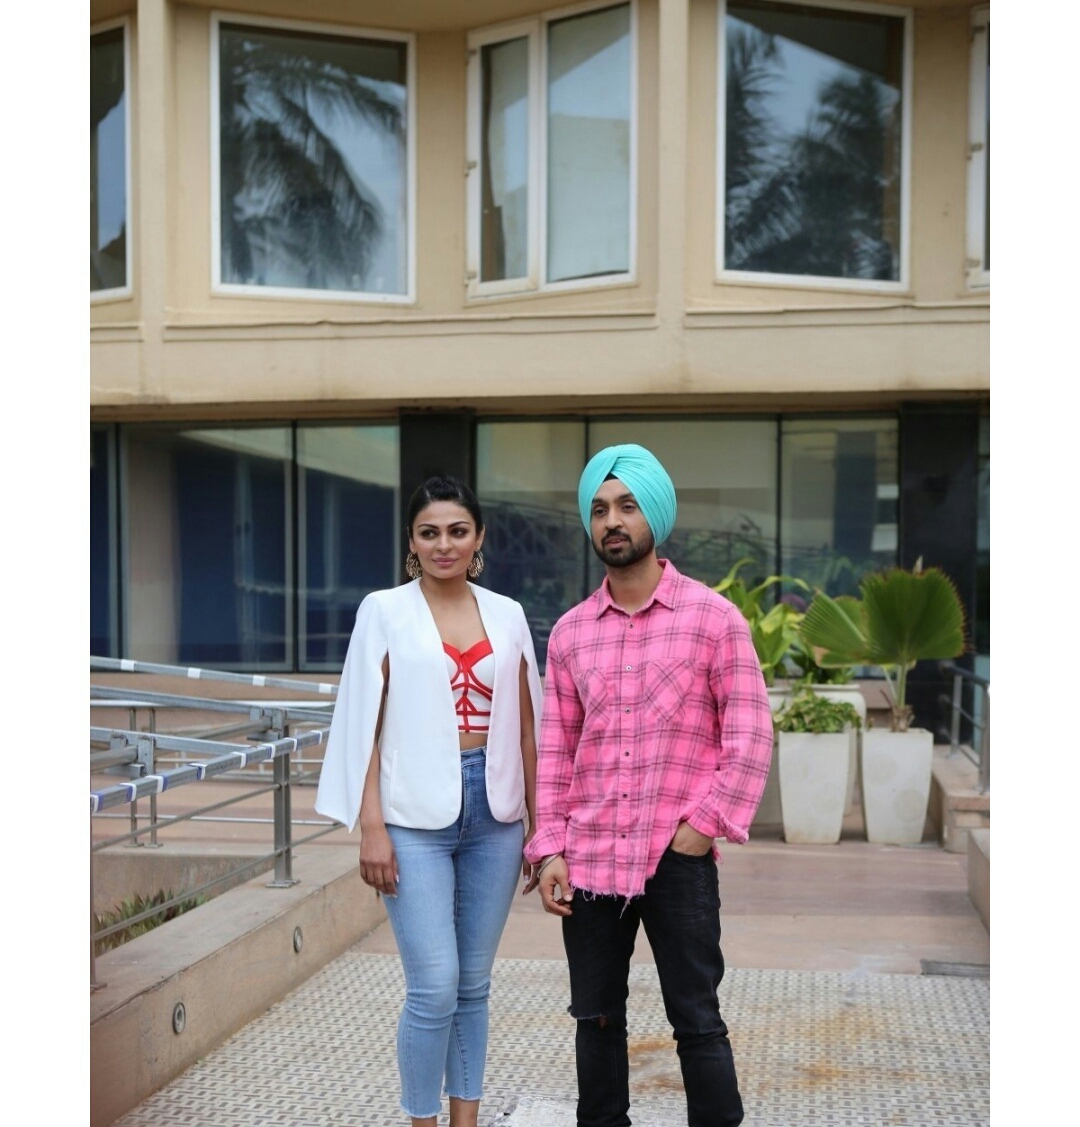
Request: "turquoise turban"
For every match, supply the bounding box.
[578,444,678,545]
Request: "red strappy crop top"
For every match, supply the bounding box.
[443,640,495,733]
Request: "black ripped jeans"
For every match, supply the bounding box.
[561,848,743,1127]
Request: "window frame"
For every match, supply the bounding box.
[465,0,639,300]
[715,0,914,294]
[966,6,989,289]
[90,16,134,304]
[209,10,417,305]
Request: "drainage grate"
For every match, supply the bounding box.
[921,959,990,978]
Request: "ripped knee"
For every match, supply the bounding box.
[569,1008,623,1031]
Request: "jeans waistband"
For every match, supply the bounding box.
[460,745,487,760]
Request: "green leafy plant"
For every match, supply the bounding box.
[714,558,809,686]
[93,889,208,955]
[787,637,855,686]
[799,561,966,732]
[773,690,862,734]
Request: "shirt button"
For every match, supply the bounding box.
[621,833,627,838]
[624,707,631,713]
[622,793,628,798]
[625,665,632,671]
[624,751,630,757]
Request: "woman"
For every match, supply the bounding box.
[315,475,542,1127]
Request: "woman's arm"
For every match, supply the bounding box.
[519,655,540,894]
[358,656,398,896]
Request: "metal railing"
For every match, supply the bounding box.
[937,661,990,793]
[90,657,343,993]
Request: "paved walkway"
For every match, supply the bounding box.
[108,836,989,1127]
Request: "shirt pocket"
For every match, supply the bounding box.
[575,666,611,721]
[643,659,698,723]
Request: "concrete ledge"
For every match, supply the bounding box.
[93,842,276,916]
[929,748,989,853]
[90,845,384,1127]
[968,829,989,932]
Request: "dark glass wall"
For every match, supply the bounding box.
[93,408,983,680]
[90,426,118,656]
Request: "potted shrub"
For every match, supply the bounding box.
[774,691,862,844]
[789,637,866,816]
[799,562,966,845]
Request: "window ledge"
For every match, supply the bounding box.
[161,309,659,341]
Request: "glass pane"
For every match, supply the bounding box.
[481,37,530,282]
[724,1,905,281]
[91,427,118,656]
[91,28,127,292]
[547,4,631,283]
[218,23,408,295]
[298,426,399,668]
[123,427,291,667]
[780,418,898,598]
[588,420,778,591]
[476,422,588,666]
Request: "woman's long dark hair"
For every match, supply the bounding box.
[406,475,485,535]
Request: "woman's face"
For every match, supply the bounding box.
[408,501,485,582]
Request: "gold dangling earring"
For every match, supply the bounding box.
[468,550,485,579]
[405,551,422,580]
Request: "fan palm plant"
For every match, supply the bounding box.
[799,561,966,731]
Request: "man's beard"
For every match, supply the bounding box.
[591,528,655,569]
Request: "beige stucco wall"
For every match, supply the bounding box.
[90,0,989,416]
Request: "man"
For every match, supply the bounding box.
[524,444,773,1127]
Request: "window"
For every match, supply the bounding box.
[780,417,899,598]
[91,21,131,299]
[476,421,588,665]
[718,0,911,290]
[966,8,989,287]
[211,15,414,302]
[122,427,293,668]
[298,425,399,668]
[467,2,635,297]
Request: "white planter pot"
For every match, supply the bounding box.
[752,685,793,827]
[777,731,850,844]
[860,727,934,845]
[809,685,867,816]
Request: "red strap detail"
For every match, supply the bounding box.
[444,640,494,733]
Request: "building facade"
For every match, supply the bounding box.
[90,0,990,728]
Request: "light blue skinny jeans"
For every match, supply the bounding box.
[383,748,524,1119]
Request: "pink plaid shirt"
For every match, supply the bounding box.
[525,560,773,899]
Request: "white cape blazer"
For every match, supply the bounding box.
[315,579,543,833]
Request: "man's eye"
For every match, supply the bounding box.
[592,507,605,517]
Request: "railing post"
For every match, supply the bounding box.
[978,689,990,793]
[127,706,141,846]
[268,718,298,888]
[147,708,162,848]
[950,672,963,754]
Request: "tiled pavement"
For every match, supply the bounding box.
[113,951,989,1127]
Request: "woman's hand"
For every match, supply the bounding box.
[359,824,399,896]
[521,827,539,895]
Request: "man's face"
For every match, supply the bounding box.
[589,477,656,569]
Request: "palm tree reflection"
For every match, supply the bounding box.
[219,29,406,292]
[725,22,902,281]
